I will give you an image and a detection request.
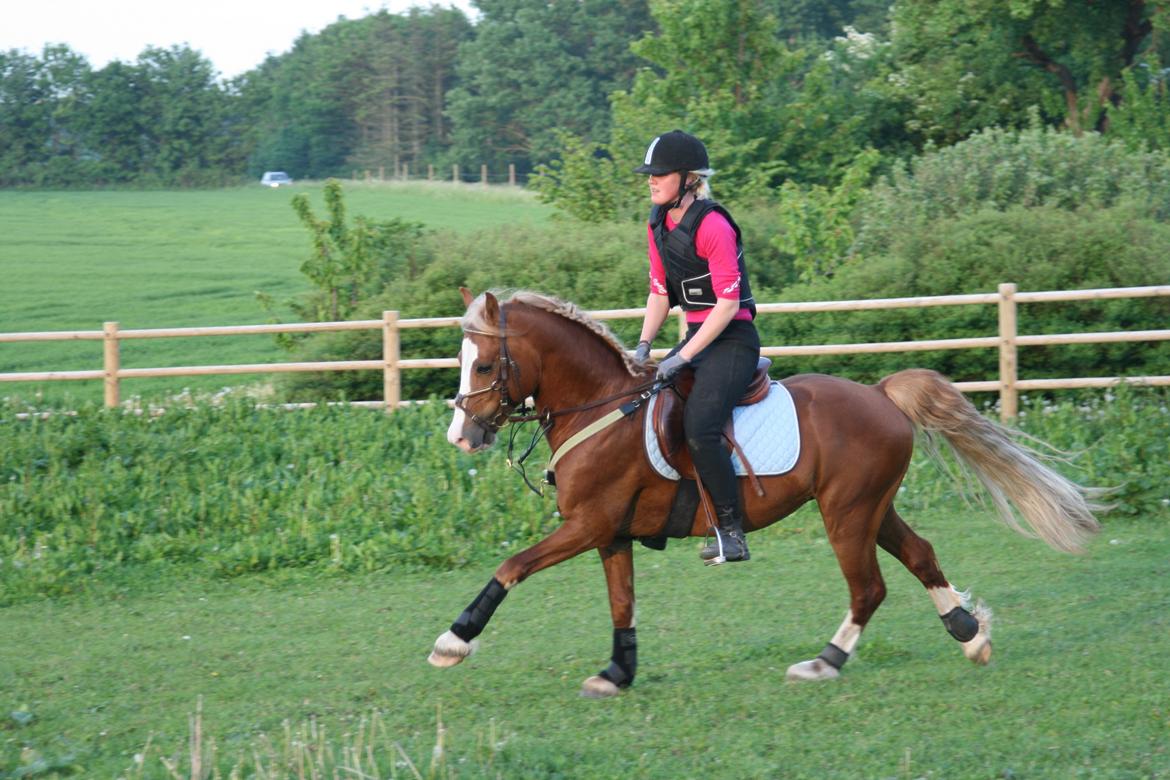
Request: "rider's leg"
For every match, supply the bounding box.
[680,320,760,564]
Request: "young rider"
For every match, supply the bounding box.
[632,130,761,565]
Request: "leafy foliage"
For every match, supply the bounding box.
[772,147,881,281]
[888,0,1170,142]
[275,179,427,323]
[855,124,1170,254]
[0,44,246,187]
[1106,51,1170,153]
[240,9,473,180]
[444,0,654,178]
[754,129,1170,384]
[0,400,558,604]
[3,1,1165,187]
[2,387,1166,606]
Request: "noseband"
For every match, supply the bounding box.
[454,304,523,434]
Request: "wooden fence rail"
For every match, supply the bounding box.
[2,283,1168,421]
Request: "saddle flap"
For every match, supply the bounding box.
[741,358,772,405]
[653,385,694,479]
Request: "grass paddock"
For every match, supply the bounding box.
[0,183,550,406]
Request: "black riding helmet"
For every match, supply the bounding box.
[634,130,713,208]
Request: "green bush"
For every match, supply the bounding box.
[857,126,1170,257]
[761,203,1170,383]
[279,219,652,402]
[756,128,1170,385]
[2,387,1166,605]
[0,399,561,604]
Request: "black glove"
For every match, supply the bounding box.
[634,340,652,362]
[655,353,690,381]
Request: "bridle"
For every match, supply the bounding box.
[453,304,524,435]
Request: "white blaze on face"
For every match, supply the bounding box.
[447,337,478,446]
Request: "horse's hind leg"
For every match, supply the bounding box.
[787,503,889,682]
[877,505,992,665]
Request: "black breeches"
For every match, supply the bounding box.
[672,319,761,508]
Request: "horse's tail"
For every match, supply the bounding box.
[877,368,1102,553]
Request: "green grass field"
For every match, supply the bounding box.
[3,507,1167,779]
[0,183,551,405]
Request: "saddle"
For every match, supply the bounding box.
[653,357,771,496]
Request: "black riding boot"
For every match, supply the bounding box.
[699,505,750,564]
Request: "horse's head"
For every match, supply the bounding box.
[447,288,529,453]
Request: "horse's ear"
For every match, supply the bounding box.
[483,291,500,323]
[459,287,475,308]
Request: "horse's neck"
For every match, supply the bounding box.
[536,347,638,409]
[522,315,644,432]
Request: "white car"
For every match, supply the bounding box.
[260,171,293,188]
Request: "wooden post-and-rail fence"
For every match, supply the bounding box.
[2,283,1168,422]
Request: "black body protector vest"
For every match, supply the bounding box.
[650,199,756,318]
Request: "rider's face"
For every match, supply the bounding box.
[647,172,683,207]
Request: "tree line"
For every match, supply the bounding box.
[3,1,1166,189]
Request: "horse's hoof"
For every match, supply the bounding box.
[963,636,992,665]
[427,630,478,668]
[580,675,621,699]
[785,658,840,682]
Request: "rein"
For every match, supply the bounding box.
[455,305,665,496]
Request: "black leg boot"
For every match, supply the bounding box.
[699,505,750,564]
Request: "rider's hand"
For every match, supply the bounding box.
[634,340,652,362]
[655,353,690,381]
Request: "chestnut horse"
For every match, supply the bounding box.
[429,290,1101,698]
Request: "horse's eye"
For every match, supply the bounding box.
[475,363,494,375]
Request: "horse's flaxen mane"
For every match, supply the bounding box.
[463,290,643,377]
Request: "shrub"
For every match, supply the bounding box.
[2,388,1165,605]
[760,203,1170,384]
[856,126,1170,259]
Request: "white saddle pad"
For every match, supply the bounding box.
[643,381,801,481]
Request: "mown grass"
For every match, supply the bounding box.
[0,183,550,405]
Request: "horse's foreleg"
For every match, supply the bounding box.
[428,522,598,669]
[581,539,637,699]
[877,506,993,665]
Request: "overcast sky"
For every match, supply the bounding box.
[4,0,478,80]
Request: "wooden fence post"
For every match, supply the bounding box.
[383,310,400,414]
[481,164,488,185]
[508,163,516,186]
[428,164,434,181]
[452,165,460,184]
[103,321,120,409]
[998,282,1018,421]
